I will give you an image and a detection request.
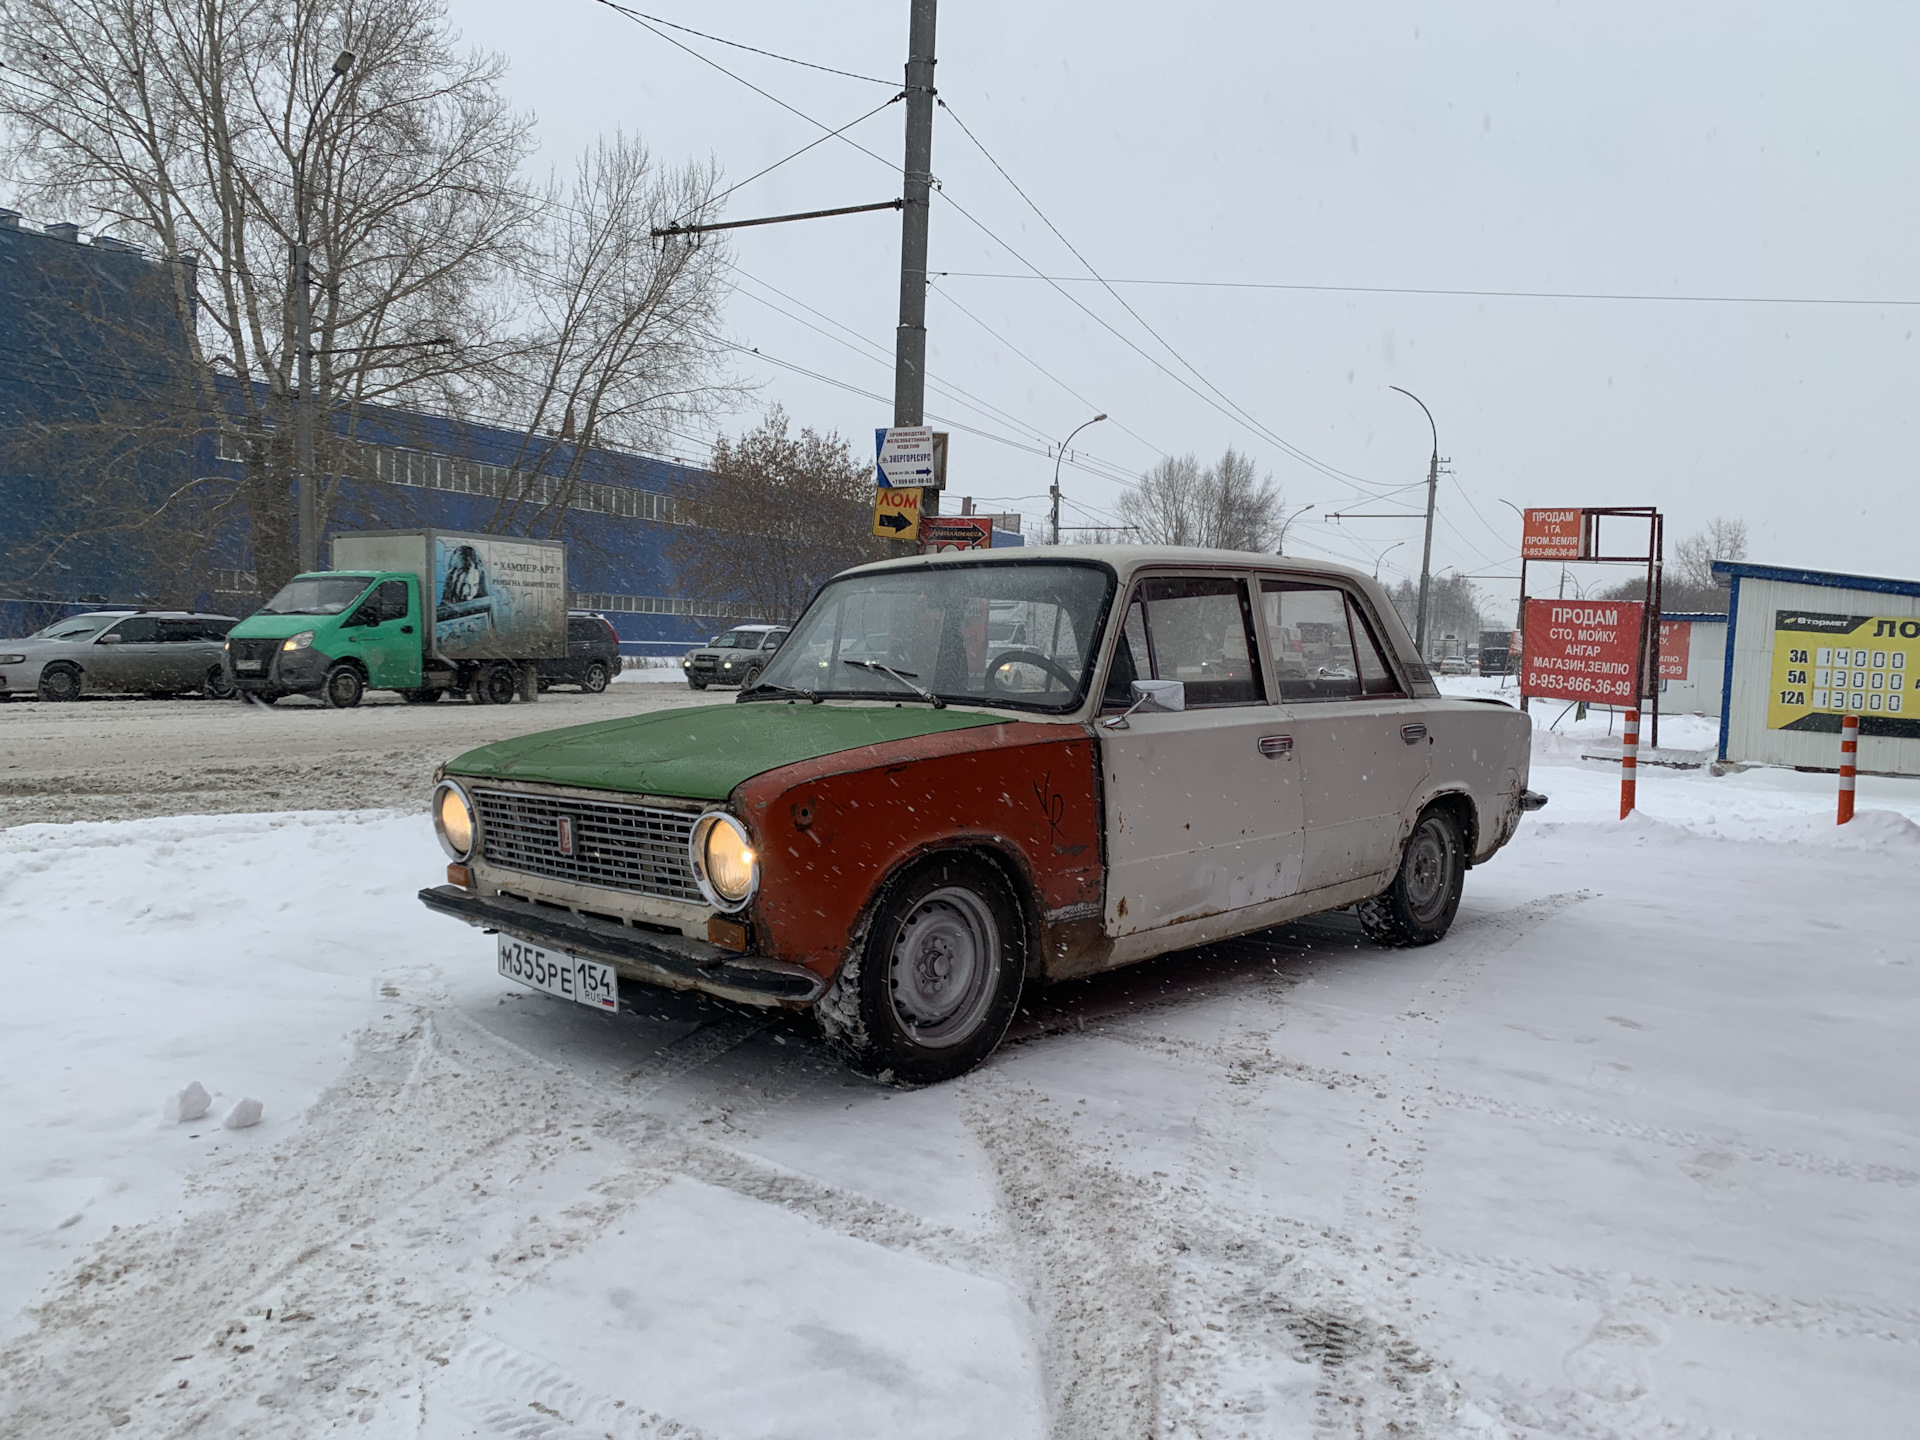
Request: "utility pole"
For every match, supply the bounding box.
[1391,386,1440,657]
[894,0,938,522]
[1049,413,1106,545]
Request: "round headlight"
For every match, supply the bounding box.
[434,780,475,861]
[690,811,757,911]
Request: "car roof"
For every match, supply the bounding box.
[71,610,236,620]
[726,623,785,632]
[842,543,1373,587]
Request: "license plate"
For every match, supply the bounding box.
[236,661,263,672]
[496,934,619,1012]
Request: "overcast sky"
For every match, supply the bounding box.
[448,0,1918,610]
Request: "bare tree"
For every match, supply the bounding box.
[1596,515,1747,612]
[1116,448,1283,550]
[1390,572,1484,654]
[481,134,739,540]
[0,0,535,591]
[668,408,887,625]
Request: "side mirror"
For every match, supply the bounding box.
[96,633,122,645]
[1102,678,1185,730]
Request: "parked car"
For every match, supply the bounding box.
[0,611,239,701]
[537,612,622,693]
[419,547,1544,1084]
[680,624,789,690]
[1437,655,1471,675]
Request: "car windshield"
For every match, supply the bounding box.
[28,614,124,641]
[753,560,1115,712]
[711,630,767,649]
[258,575,375,616]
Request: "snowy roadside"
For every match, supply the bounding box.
[1,750,1916,1436]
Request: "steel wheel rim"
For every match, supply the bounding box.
[1403,821,1449,921]
[887,886,1000,1049]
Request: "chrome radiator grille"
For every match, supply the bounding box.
[473,788,703,902]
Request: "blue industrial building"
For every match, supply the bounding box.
[0,210,742,656]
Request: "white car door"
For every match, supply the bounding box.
[1260,578,1431,894]
[1098,573,1306,937]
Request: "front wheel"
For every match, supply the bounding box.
[38,665,82,702]
[686,678,707,691]
[582,660,611,693]
[1358,806,1466,947]
[323,663,366,709]
[204,665,237,700]
[739,664,763,691]
[818,855,1026,1086]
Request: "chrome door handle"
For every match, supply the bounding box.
[1258,734,1293,757]
[1401,723,1428,744]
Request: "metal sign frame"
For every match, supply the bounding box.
[1518,506,1666,747]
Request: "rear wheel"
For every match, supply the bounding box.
[1358,806,1466,947]
[203,666,237,700]
[323,663,366,709]
[818,855,1027,1086]
[469,663,518,705]
[38,664,82,702]
[582,660,611,693]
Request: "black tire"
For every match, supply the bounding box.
[817,855,1027,1086]
[470,663,518,705]
[582,660,611,693]
[1358,806,1466,948]
[739,664,763,691]
[687,678,707,691]
[38,664,82,702]
[401,687,443,704]
[203,665,238,700]
[250,691,281,706]
[323,663,366,709]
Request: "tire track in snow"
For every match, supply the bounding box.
[0,999,768,1438]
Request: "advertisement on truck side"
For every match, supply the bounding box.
[431,535,567,660]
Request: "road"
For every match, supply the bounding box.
[0,677,728,828]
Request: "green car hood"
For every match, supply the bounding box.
[442,702,1007,802]
[227,612,345,641]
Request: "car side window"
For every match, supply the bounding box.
[1262,582,1402,701]
[156,619,201,644]
[1114,576,1265,708]
[375,580,409,623]
[106,616,160,644]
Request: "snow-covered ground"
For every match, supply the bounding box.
[2,699,1916,1438]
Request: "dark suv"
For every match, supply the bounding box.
[536,612,622,693]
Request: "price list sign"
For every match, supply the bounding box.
[1521,599,1645,704]
[1768,610,1920,738]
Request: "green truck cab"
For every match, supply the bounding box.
[223,529,568,707]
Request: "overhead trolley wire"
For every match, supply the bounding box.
[586,2,896,86]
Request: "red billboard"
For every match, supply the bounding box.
[1521,508,1584,560]
[1658,620,1691,681]
[1521,599,1645,704]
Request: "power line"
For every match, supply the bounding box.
[672,92,902,227]
[933,270,1920,310]
[585,1,896,86]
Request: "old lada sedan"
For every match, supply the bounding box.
[420,547,1542,1083]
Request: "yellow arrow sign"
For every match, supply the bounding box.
[872,486,923,539]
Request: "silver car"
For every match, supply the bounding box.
[0,611,240,701]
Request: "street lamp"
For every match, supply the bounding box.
[1390,386,1439,657]
[1373,539,1406,579]
[1049,413,1106,545]
[1276,502,1314,555]
[293,47,355,574]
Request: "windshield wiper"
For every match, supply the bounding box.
[738,681,822,704]
[841,658,946,708]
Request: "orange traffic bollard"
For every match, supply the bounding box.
[1620,707,1639,819]
[1838,714,1858,825]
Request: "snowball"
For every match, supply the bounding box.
[162,1082,212,1124]
[221,1097,263,1130]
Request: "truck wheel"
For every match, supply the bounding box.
[401,688,443,704]
[470,664,518,705]
[323,663,366,709]
[582,660,611,693]
[38,664,82,702]
[817,855,1027,1086]
[204,665,237,700]
[1358,806,1466,948]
